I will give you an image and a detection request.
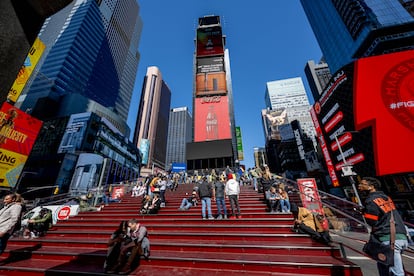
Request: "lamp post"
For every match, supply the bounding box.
[333,133,363,207]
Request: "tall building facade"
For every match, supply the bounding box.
[16,0,143,130]
[133,66,171,173]
[10,0,143,196]
[302,0,414,198]
[166,107,192,170]
[304,60,332,103]
[187,15,238,170]
[300,0,414,74]
[264,77,316,146]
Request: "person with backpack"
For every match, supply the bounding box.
[0,193,22,254]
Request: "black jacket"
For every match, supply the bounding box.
[198,181,212,198]
[363,191,407,239]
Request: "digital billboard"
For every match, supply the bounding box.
[196,71,227,96]
[313,50,414,181]
[194,96,231,142]
[354,50,414,176]
[313,62,374,183]
[196,26,224,57]
[7,37,46,103]
[58,113,91,154]
[0,102,43,188]
[235,127,244,161]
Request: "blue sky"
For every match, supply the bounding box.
[127,0,323,169]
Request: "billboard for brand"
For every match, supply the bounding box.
[8,37,46,103]
[313,50,414,178]
[139,139,150,165]
[194,96,231,142]
[196,26,224,57]
[297,178,329,230]
[235,127,244,161]
[196,56,227,96]
[353,50,414,176]
[0,102,43,188]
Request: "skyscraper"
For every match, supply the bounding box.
[304,60,332,103]
[187,15,238,170]
[16,0,143,132]
[133,66,171,173]
[300,0,414,74]
[166,107,192,170]
[264,77,316,146]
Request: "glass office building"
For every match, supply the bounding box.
[300,0,414,73]
[17,0,143,125]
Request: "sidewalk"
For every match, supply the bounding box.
[331,230,414,275]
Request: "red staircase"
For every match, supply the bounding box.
[0,184,362,275]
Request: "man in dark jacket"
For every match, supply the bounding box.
[358,177,408,276]
[197,177,214,220]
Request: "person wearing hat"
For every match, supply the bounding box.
[358,177,408,276]
[178,192,198,211]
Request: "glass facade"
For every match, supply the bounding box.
[300,0,414,73]
[18,0,142,123]
[166,107,192,170]
[264,77,316,147]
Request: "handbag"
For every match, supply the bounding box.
[363,211,395,266]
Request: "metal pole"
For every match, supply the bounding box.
[333,134,363,206]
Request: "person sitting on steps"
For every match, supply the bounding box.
[107,218,150,275]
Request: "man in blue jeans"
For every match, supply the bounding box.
[213,176,228,219]
[358,177,408,276]
[197,177,214,220]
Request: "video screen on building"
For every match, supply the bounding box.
[0,102,43,188]
[197,57,224,73]
[196,26,224,57]
[353,49,414,176]
[313,49,414,180]
[194,96,231,142]
[196,71,227,96]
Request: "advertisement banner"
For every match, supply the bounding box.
[139,139,150,165]
[8,37,46,103]
[196,26,224,57]
[354,50,414,175]
[58,113,91,154]
[0,102,43,187]
[172,162,186,172]
[196,71,227,96]
[310,107,339,187]
[194,96,231,142]
[235,126,244,161]
[196,56,224,73]
[297,178,329,229]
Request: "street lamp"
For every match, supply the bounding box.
[333,132,363,207]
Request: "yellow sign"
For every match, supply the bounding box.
[0,149,27,188]
[7,37,46,103]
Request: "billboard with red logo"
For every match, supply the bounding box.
[196,26,224,57]
[0,102,43,188]
[194,96,231,142]
[354,50,414,175]
[313,50,414,180]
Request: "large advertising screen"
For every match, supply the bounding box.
[196,26,224,57]
[312,49,414,180]
[58,113,91,154]
[196,71,227,96]
[354,50,414,176]
[194,96,231,142]
[8,37,46,103]
[0,102,43,188]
